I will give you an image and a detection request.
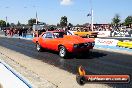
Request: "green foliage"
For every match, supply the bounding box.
[57,23,60,27]
[124,16,132,27]
[6,22,10,27]
[0,20,6,27]
[10,23,16,27]
[17,21,21,26]
[68,23,73,27]
[28,18,36,26]
[112,14,121,26]
[60,16,68,27]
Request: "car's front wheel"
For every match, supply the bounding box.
[36,43,43,52]
[59,46,67,58]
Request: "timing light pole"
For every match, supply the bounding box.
[90,0,94,31]
[5,16,7,26]
[36,11,38,25]
[91,9,93,31]
[33,5,38,25]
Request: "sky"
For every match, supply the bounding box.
[0,0,132,25]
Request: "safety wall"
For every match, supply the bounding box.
[95,38,119,46]
[117,41,132,48]
[0,61,32,88]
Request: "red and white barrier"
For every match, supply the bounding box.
[95,38,119,46]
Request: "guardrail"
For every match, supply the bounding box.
[95,38,119,46]
[95,38,132,49]
[0,60,33,88]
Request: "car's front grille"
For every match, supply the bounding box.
[78,43,91,48]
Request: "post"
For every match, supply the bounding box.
[91,9,93,31]
[6,16,7,26]
[36,11,38,25]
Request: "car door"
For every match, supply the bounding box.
[51,32,62,51]
[42,32,55,50]
[47,32,61,51]
[39,33,47,48]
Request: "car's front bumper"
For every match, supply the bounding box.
[72,46,93,53]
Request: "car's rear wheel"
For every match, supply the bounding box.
[59,46,67,58]
[36,43,43,52]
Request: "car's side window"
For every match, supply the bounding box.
[42,33,46,38]
[45,32,53,39]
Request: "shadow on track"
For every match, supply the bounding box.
[74,51,107,59]
[41,50,108,60]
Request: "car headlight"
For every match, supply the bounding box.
[74,44,78,48]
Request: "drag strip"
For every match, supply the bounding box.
[0,37,132,88]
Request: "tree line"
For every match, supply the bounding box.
[112,14,132,28]
[0,15,132,28]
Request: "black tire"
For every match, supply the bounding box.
[59,46,67,58]
[36,43,43,52]
[86,34,90,38]
[76,75,86,85]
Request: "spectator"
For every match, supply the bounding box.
[10,28,14,37]
[19,28,23,37]
[66,26,72,35]
[4,28,7,36]
[22,28,27,37]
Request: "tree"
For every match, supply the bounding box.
[76,24,82,27]
[10,23,16,27]
[28,18,37,26]
[6,22,10,27]
[124,16,132,28]
[0,20,6,27]
[60,16,68,27]
[68,23,73,27]
[112,14,121,29]
[57,23,60,27]
[83,23,90,26]
[17,21,21,26]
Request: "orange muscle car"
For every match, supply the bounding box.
[32,31,95,58]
